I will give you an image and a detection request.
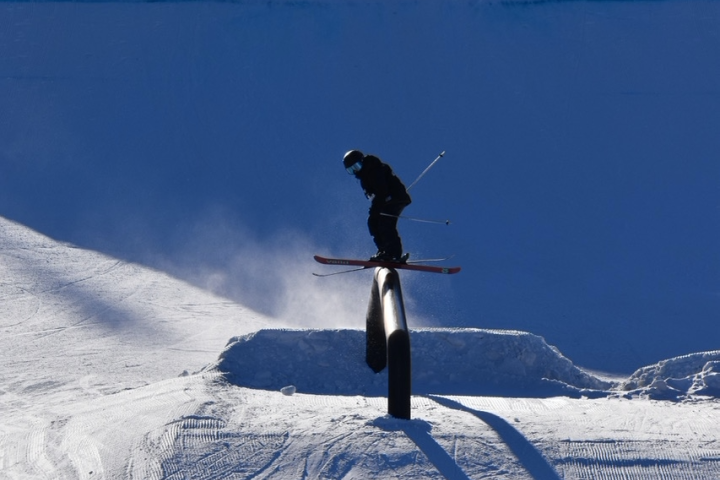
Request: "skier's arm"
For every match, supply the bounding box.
[361,156,389,202]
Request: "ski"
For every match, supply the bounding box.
[313,255,461,275]
[312,266,368,277]
[407,255,454,264]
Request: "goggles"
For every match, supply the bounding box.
[346,162,362,175]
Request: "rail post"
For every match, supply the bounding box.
[365,267,412,419]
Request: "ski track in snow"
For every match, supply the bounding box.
[126,382,720,480]
[3,215,720,479]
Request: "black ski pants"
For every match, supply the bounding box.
[368,199,410,258]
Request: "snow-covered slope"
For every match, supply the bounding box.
[3,216,720,479]
[147,385,720,480]
[0,216,279,478]
[0,216,275,398]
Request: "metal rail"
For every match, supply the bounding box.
[365,267,412,419]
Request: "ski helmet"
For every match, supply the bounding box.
[343,150,364,172]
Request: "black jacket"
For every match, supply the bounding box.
[356,155,411,207]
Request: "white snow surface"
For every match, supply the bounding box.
[214,329,612,398]
[3,216,720,479]
[620,351,720,400]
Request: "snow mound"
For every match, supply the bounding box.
[212,328,613,398]
[618,351,720,400]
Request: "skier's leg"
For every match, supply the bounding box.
[367,206,384,254]
[379,201,409,259]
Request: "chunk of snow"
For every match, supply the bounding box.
[618,351,720,400]
[281,385,297,396]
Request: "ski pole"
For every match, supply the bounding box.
[406,151,446,192]
[380,213,450,225]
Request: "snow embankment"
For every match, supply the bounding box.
[213,330,720,401]
[619,351,720,400]
[212,328,614,398]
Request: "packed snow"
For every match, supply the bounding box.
[214,329,612,398]
[2,216,720,479]
[620,351,720,400]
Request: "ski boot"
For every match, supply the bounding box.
[369,251,410,264]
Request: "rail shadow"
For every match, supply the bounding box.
[428,395,561,480]
[371,416,471,480]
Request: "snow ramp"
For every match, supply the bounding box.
[212,328,613,398]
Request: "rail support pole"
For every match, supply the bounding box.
[366,267,412,419]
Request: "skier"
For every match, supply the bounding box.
[343,150,412,263]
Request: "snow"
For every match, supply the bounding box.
[214,328,611,398]
[620,351,720,400]
[3,216,720,479]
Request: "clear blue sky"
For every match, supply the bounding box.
[1,1,718,372]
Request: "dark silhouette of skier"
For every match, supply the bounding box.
[343,150,412,263]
